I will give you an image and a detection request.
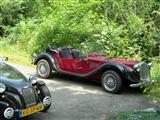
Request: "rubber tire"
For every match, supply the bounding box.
[37,59,52,79]
[39,85,52,112]
[101,70,122,94]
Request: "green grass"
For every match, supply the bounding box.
[1,45,34,66]
[145,62,160,103]
[106,108,160,120]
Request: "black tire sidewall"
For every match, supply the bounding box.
[101,70,122,94]
[39,85,52,112]
[37,59,51,79]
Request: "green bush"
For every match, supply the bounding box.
[152,59,160,83]
[0,0,159,60]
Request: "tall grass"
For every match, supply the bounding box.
[1,45,33,66]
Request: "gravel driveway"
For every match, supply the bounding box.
[10,63,159,120]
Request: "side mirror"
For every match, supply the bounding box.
[28,74,37,85]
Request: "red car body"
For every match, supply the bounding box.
[34,46,154,93]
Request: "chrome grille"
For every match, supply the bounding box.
[22,87,36,107]
[139,62,150,81]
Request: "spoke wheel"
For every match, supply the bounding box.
[37,59,52,79]
[101,70,122,94]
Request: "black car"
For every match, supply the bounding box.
[0,61,52,120]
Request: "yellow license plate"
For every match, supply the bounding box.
[19,104,44,117]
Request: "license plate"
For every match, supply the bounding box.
[19,104,44,117]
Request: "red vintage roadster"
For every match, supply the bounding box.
[33,46,154,93]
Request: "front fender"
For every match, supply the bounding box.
[39,85,51,98]
[2,92,24,109]
[99,62,139,83]
[0,101,9,110]
[37,80,46,86]
[34,52,56,70]
[99,62,126,79]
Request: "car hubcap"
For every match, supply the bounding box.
[4,107,14,119]
[40,64,47,74]
[103,74,116,91]
[107,77,115,87]
[43,96,52,106]
[38,62,48,77]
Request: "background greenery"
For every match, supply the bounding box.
[0,0,160,97]
[0,0,159,58]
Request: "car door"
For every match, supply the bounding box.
[59,48,81,72]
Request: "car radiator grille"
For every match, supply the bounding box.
[22,87,37,107]
[139,62,150,81]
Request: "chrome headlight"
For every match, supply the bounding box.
[133,63,141,71]
[0,83,6,93]
[148,63,153,69]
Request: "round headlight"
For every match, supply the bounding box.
[133,63,141,71]
[0,83,6,93]
[125,65,133,71]
[28,74,37,85]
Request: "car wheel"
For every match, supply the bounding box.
[37,59,52,79]
[39,85,52,112]
[101,70,122,94]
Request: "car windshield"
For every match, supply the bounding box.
[0,62,27,81]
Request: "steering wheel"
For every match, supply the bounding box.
[47,44,58,53]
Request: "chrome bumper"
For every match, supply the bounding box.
[130,79,155,88]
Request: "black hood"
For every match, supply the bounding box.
[0,62,31,89]
[0,77,31,90]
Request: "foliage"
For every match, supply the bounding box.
[152,60,160,83]
[0,0,160,60]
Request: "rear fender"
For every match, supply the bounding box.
[34,53,56,70]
